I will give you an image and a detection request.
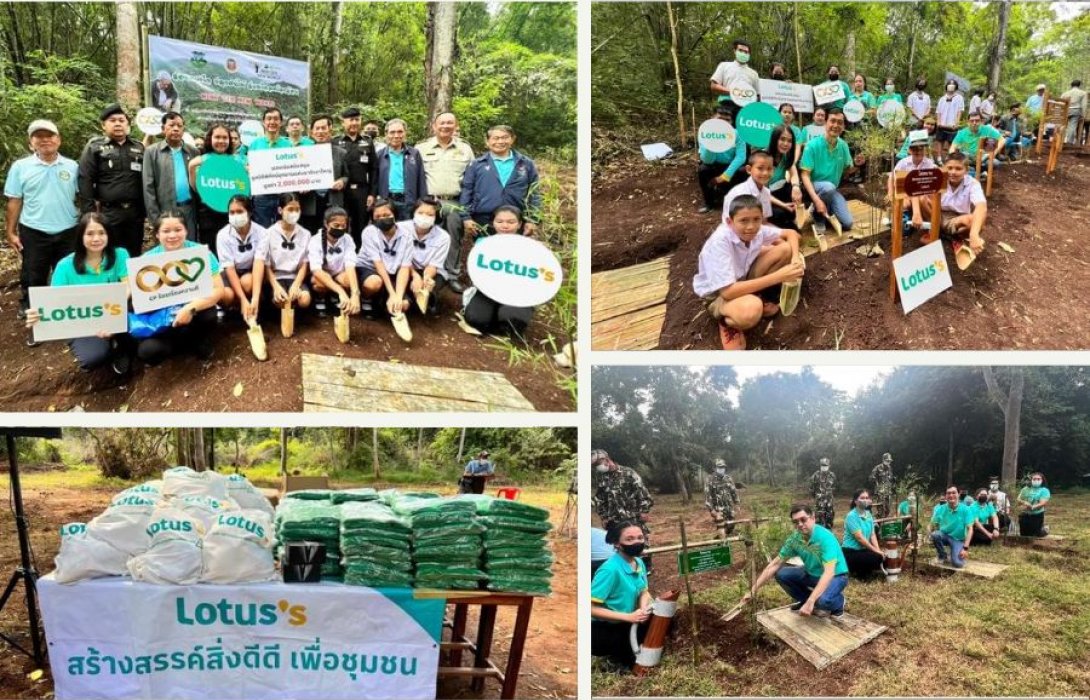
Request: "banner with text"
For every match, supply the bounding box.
[28,283,128,342]
[248,144,335,196]
[892,240,953,314]
[148,35,309,130]
[758,79,815,113]
[39,576,444,700]
[128,247,214,314]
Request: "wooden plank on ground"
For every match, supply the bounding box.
[591,256,672,351]
[301,354,535,413]
[1005,534,1068,543]
[756,604,887,670]
[801,199,891,258]
[927,558,1009,579]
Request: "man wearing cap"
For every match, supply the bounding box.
[4,119,80,320]
[78,104,147,257]
[870,452,895,518]
[142,111,198,238]
[709,39,759,120]
[461,450,495,495]
[950,112,1006,170]
[1061,79,1088,145]
[418,112,475,292]
[809,457,836,528]
[332,108,379,242]
[705,458,741,535]
[591,449,653,536]
[1026,84,1047,116]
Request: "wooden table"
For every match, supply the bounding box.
[436,592,536,699]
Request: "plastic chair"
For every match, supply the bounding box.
[495,487,521,501]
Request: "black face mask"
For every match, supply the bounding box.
[364,131,379,139]
[621,543,646,557]
[978,496,988,504]
[829,73,840,81]
[375,217,395,232]
[917,83,927,90]
[328,227,347,239]
[772,72,785,80]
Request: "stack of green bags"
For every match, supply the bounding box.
[392,495,487,590]
[339,502,413,587]
[330,488,380,505]
[458,495,554,595]
[274,498,344,579]
[282,489,335,501]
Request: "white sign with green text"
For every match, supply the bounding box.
[892,240,952,313]
[28,283,128,342]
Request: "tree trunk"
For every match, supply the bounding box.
[279,428,288,476]
[793,2,803,80]
[675,465,690,504]
[766,438,774,487]
[982,367,1024,486]
[457,428,466,461]
[192,429,206,472]
[174,428,206,471]
[844,31,856,77]
[205,428,215,472]
[424,2,457,121]
[416,428,425,465]
[906,22,918,88]
[327,1,344,105]
[372,428,380,478]
[987,0,1012,94]
[665,1,686,147]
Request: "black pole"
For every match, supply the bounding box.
[0,434,45,665]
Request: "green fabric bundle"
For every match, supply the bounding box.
[282,489,335,502]
[330,488,380,504]
[337,502,414,588]
[455,494,550,522]
[472,496,555,596]
[386,493,486,591]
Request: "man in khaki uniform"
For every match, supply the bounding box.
[418,112,475,292]
[1061,79,1088,145]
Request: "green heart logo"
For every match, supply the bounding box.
[175,257,206,282]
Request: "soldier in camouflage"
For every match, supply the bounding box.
[705,458,740,535]
[591,449,653,536]
[809,457,836,528]
[870,452,895,518]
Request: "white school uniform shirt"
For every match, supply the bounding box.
[307,231,358,276]
[722,178,773,223]
[709,60,759,92]
[968,95,982,116]
[216,221,267,271]
[259,221,312,278]
[360,224,411,272]
[940,175,985,215]
[907,91,931,121]
[692,221,783,298]
[936,93,965,128]
[992,490,1010,515]
[400,220,451,279]
[893,155,937,173]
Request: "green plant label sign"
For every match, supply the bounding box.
[736,102,782,149]
[879,521,904,539]
[196,154,250,212]
[678,545,732,575]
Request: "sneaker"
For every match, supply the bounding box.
[698,205,712,214]
[215,307,226,323]
[448,279,466,294]
[830,609,845,619]
[110,353,132,377]
[359,299,376,318]
[314,298,330,318]
[718,322,746,350]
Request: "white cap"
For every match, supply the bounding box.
[27,119,59,136]
[1036,84,1046,91]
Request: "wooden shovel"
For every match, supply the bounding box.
[828,214,843,238]
[245,318,268,361]
[415,287,430,315]
[281,299,294,338]
[794,203,812,231]
[720,600,746,622]
[333,313,350,343]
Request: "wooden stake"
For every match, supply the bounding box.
[889,192,904,301]
[678,517,700,662]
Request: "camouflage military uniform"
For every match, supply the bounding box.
[870,456,895,518]
[705,472,740,534]
[809,467,836,528]
[593,465,654,537]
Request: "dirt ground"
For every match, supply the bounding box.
[0,475,576,699]
[592,147,1090,350]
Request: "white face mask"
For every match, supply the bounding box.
[414,214,435,230]
[989,483,999,491]
[820,466,829,472]
[715,468,725,476]
[1031,480,1042,487]
[228,212,249,229]
[596,464,610,474]
[282,211,300,226]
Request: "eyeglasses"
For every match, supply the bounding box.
[791,517,809,526]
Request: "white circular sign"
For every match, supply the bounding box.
[181,132,196,147]
[877,100,907,128]
[135,107,163,136]
[467,234,563,308]
[728,80,758,107]
[238,120,264,147]
[697,118,737,154]
[843,99,865,123]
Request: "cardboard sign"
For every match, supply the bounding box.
[843,99,866,123]
[195,154,251,212]
[38,576,443,700]
[128,246,214,313]
[468,234,563,308]
[758,79,814,113]
[678,545,732,575]
[237,120,263,147]
[28,283,128,342]
[892,240,952,314]
[134,108,164,136]
[812,80,846,106]
[877,100,907,128]
[728,80,758,106]
[697,118,737,153]
[903,168,946,197]
[247,144,334,196]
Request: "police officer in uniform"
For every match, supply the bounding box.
[78,104,146,257]
[809,457,836,528]
[705,458,741,535]
[332,107,379,246]
[592,448,654,572]
[870,452,895,519]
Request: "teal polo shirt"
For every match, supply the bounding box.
[51,249,131,286]
[591,552,647,614]
[699,143,747,179]
[898,499,912,517]
[877,93,904,107]
[800,136,852,186]
[388,149,406,193]
[779,524,848,578]
[170,147,191,205]
[841,508,875,551]
[247,135,293,151]
[1018,486,1050,515]
[491,153,516,187]
[3,154,79,233]
[789,124,803,145]
[952,124,1002,158]
[145,240,221,275]
[850,91,876,109]
[931,502,973,541]
[973,501,997,524]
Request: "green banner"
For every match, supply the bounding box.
[677,545,732,575]
[195,154,251,212]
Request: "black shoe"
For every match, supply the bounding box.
[314,299,330,318]
[215,307,226,323]
[359,300,376,318]
[448,279,466,294]
[16,307,27,320]
[110,353,132,377]
[830,609,845,619]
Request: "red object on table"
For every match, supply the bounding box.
[495,487,521,501]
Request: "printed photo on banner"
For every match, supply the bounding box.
[590,0,1090,352]
[0,1,575,413]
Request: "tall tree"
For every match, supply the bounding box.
[279,428,288,476]
[327,1,344,105]
[982,367,1024,486]
[425,1,457,121]
[114,0,140,110]
[666,1,686,147]
[987,0,1012,94]
[175,428,207,471]
[372,428,380,478]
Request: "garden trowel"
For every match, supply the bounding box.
[245,318,267,361]
[281,300,294,338]
[720,599,747,622]
[415,287,431,315]
[333,313,350,343]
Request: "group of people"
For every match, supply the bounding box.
[5,103,547,374]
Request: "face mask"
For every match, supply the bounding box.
[978,496,988,504]
[283,211,300,225]
[946,85,956,93]
[328,227,347,239]
[829,73,840,81]
[621,543,646,557]
[820,466,829,472]
[715,468,725,476]
[413,214,435,229]
[885,84,895,93]
[374,217,395,232]
[735,50,749,64]
[364,130,378,139]
[596,464,610,474]
[990,483,999,491]
[917,83,926,91]
[772,72,785,80]
[228,212,249,229]
[1031,480,1042,487]
[857,500,870,509]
